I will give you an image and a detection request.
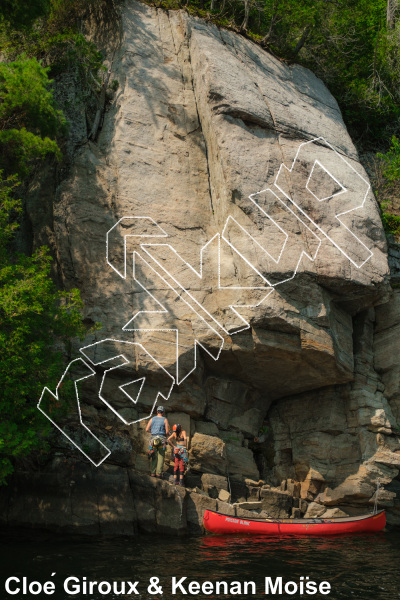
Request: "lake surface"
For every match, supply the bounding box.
[0,528,399,599]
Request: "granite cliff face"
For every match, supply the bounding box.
[4,0,400,533]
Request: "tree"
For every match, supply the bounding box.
[0,0,50,29]
[0,1,103,484]
[0,56,65,175]
[0,173,92,484]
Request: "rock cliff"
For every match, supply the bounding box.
[4,0,400,533]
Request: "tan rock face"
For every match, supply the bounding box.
[218,489,231,503]
[266,305,400,520]
[260,487,293,518]
[44,0,389,406]
[189,433,227,474]
[23,1,400,527]
[225,443,260,480]
[304,502,326,519]
[201,473,229,498]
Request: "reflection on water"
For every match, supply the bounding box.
[0,529,399,599]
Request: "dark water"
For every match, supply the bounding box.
[0,529,399,600]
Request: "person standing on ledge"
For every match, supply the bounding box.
[146,406,170,478]
[168,424,188,486]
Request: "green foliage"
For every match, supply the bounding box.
[4,29,106,84]
[0,129,62,175]
[0,56,65,174]
[381,209,400,236]
[290,0,393,142]
[0,0,50,30]
[0,175,21,260]
[0,56,65,135]
[0,172,94,484]
[372,137,400,237]
[377,136,400,182]
[0,0,106,484]
[0,1,108,138]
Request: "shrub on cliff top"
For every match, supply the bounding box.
[0,56,65,175]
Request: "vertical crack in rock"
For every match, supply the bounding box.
[186,29,215,217]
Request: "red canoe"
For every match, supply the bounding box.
[203,509,386,536]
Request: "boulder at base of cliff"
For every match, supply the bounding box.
[260,487,294,518]
[186,493,217,535]
[189,433,227,474]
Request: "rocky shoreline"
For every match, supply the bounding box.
[0,450,394,536]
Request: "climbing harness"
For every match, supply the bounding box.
[152,436,164,448]
[148,435,166,458]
